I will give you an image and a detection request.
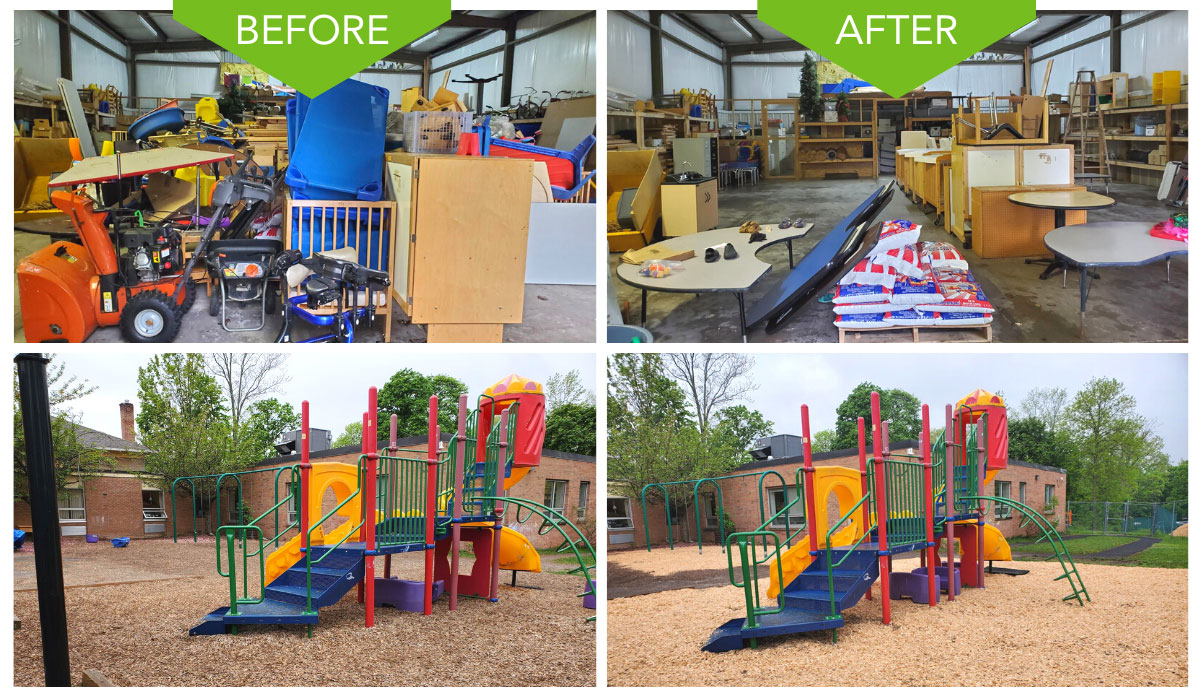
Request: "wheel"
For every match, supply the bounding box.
[208,284,221,316]
[179,279,198,314]
[120,291,183,343]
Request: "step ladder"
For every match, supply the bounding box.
[1064,70,1111,178]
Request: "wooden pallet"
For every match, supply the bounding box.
[838,323,993,343]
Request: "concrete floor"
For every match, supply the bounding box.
[15,230,595,343]
[610,177,1187,343]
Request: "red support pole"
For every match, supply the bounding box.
[357,412,367,605]
[424,396,438,616]
[921,404,936,607]
[449,394,467,611]
[857,417,871,601]
[801,405,818,559]
[364,388,378,628]
[945,405,956,602]
[871,392,891,625]
[299,401,311,553]
[489,408,509,602]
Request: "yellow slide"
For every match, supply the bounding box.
[767,524,861,599]
[489,526,542,573]
[980,521,1011,560]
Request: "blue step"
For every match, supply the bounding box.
[189,599,315,635]
[703,608,843,652]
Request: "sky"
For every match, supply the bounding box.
[49,349,596,442]
[690,353,1187,463]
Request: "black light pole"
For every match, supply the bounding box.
[15,353,71,687]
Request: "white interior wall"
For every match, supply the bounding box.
[1031,16,1111,96]
[923,63,1023,96]
[429,32,505,110]
[608,13,652,98]
[511,11,596,100]
[1120,11,1188,89]
[661,15,724,100]
[14,11,61,87]
[351,72,422,102]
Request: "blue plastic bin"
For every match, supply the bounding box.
[128,106,186,141]
[286,80,387,201]
[86,534,99,543]
[14,530,27,551]
[111,537,130,548]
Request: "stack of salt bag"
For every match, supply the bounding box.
[832,220,994,331]
[913,241,995,327]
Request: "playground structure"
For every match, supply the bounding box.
[639,388,1089,653]
[172,374,595,636]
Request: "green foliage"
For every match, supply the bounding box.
[12,357,112,502]
[717,510,739,544]
[331,420,362,449]
[136,354,231,493]
[1065,377,1166,501]
[376,368,469,442]
[1131,536,1187,568]
[234,398,300,464]
[832,382,921,449]
[710,405,774,461]
[607,354,691,433]
[544,369,594,412]
[834,92,850,120]
[811,428,836,454]
[544,402,596,456]
[798,53,822,124]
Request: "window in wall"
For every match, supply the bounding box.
[702,492,720,529]
[1019,482,1027,504]
[225,490,242,523]
[767,487,806,528]
[1044,484,1056,511]
[544,479,568,514]
[58,488,86,522]
[142,490,167,520]
[607,497,634,530]
[287,490,298,525]
[994,481,1012,519]
[577,481,591,519]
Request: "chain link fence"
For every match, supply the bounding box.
[1067,500,1187,536]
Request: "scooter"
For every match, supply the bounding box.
[275,252,390,343]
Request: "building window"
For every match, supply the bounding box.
[576,481,591,519]
[142,490,167,520]
[544,479,568,514]
[1018,482,1026,505]
[1044,484,1056,511]
[701,492,720,529]
[225,490,242,523]
[607,497,634,530]
[286,490,299,525]
[994,481,1012,519]
[767,487,806,528]
[58,488,85,522]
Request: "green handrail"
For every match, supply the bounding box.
[962,495,1090,605]
[824,490,875,642]
[215,484,299,629]
[303,457,364,613]
[725,530,785,648]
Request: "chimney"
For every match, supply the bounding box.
[120,401,136,442]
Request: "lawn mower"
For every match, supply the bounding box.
[17,149,269,343]
[275,251,390,343]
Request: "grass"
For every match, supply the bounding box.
[538,546,596,575]
[1128,536,1187,568]
[1011,534,1138,556]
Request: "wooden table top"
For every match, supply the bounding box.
[1008,190,1116,211]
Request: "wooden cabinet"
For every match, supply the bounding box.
[661,178,718,237]
[949,143,1074,244]
[385,153,533,342]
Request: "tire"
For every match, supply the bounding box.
[179,279,198,314]
[208,284,221,316]
[120,291,183,343]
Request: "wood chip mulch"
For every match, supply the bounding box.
[607,548,1186,686]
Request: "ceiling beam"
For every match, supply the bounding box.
[727,13,764,43]
[665,12,725,48]
[130,37,220,55]
[617,11,723,66]
[433,27,497,56]
[40,10,129,64]
[446,13,509,30]
[1028,15,1098,47]
[382,49,429,65]
[136,11,168,42]
[726,39,808,57]
[79,11,129,47]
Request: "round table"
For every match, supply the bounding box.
[1009,190,1116,279]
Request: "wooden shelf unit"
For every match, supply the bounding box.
[1099,104,1188,184]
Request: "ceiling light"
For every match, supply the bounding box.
[137,14,156,34]
[411,29,439,47]
[730,16,753,40]
[1009,19,1039,39]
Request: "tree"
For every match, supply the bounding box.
[1064,377,1166,501]
[1017,387,1070,433]
[662,353,756,434]
[811,428,836,454]
[331,421,362,448]
[235,398,300,464]
[13,357,112,502]
[832,383,921,449]
[136,354,232,531]
[376,369,469,442]
[205,353,289,434]
[799,53,822,124]
[710,405,774,461]
[545,402,596,456]
[607,354,691,432]
[544,369,594,412]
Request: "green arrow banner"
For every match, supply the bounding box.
[173,2,450,97]
[759,2,1035,97]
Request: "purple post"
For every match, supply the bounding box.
[488,408,509,602]
[449,394,468,610]
[944,404,955,602]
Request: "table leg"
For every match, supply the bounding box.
[736,293,747,343]
[640,288,647,326]
[787,240,794,268]
[1079,264,1092,338]
[1167,258,1171,282]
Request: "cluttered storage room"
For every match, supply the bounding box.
[14,10,597,344]
[606,10,1187,344]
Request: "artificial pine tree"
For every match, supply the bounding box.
[799,53,822,124]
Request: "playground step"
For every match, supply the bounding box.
[703,608,844,653]
[788,568,874,593]
[267,558,364,607]
[189,599,315,635]
[274,567,352,590]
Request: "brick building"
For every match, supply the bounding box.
[607,440,1066,549]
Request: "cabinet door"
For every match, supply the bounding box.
[385,162,415,307]
[965,148,1017,214]
[1021,147,1073,185]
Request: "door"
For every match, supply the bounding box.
[761,99,799,179]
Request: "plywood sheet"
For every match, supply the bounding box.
[410,157,532,324]
[49,148,231,187]
[526,203,596,285]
